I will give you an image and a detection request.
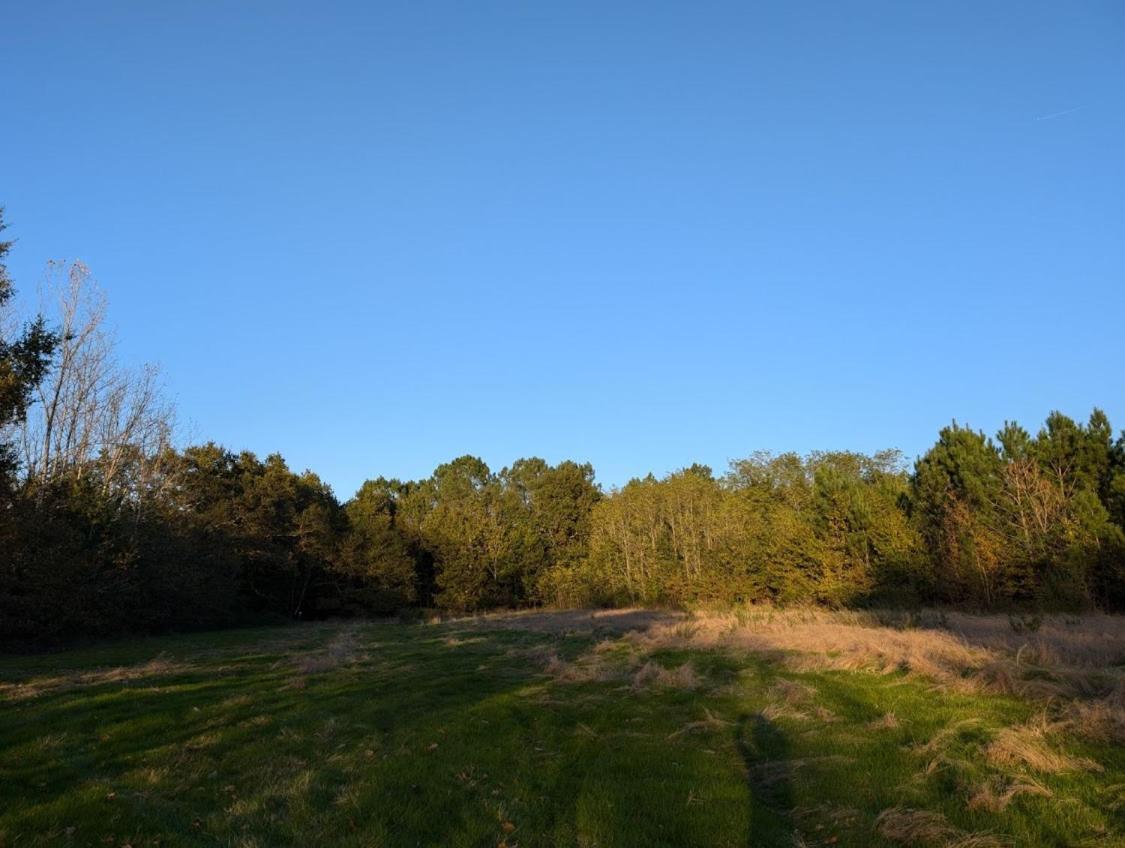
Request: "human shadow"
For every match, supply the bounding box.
[735,712,796,847]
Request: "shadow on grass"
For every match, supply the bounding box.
[736,712,795,846]
[9,622,763,846]
[0,627,557,831]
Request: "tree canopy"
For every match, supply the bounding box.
[2,215,1125,647]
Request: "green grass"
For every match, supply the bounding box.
[1,619,1122,847]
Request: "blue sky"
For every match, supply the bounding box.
[3,2,1123,498]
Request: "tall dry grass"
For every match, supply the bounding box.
[610,607,1124,732]
[472,605,1125,750]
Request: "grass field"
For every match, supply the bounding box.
[2,609,1123,847]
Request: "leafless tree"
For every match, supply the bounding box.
[19,261,175,504]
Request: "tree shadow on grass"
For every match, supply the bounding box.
[736,712,796,847]
[0,624,566,844]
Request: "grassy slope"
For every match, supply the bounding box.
[1,620,1121,848]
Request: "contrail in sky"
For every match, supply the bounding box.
[1034,106,1083,122]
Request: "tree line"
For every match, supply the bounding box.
[2,213,1124,646]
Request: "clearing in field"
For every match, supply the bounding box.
[2,608,1123,847]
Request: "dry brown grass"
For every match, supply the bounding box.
[452,607,680,637]
[631,660,701,690]
[1,624,339,702]
[0,655,191,701]
[870,711,900,730]
[523,633,705,693]
[622,608,999,695]
[917,718,983,755]
[966,776,1052,812]
[667,707,732,739]
[606,606,1123,696]
[480,606,1125,763]
[944,838,1013,848]
[751,755,855,787]
[552,606,1125,745]
[876,808,961,844]
[984,721,1103,775]
[291,626,366,676]
[793,803,860,828]
[535,642,638,685]
[463,606,1125,707]
[1060,679,1125,744]
[875,807,1009,847]
[771,678,815,703]
[758,679,817,722]
[759,702,807,722]
[474,607,1117,843]
[1102,783,1125,812]
[540,652,624,684]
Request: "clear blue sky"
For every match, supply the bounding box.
[3,2,1123,498]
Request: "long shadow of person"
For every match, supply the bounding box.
[736,712,796,847]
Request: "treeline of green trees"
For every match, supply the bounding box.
[561,423,1125,611]
[3,213,1125,646]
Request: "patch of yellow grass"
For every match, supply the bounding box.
[570,606,1124,703]
[481,607,1125,730]
[624,608,999,695]
[984,722,1103,775]
[527,605,1125,752]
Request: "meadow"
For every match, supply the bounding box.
[2,609,1123,848]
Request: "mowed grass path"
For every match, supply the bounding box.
[1,617,1121,847]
